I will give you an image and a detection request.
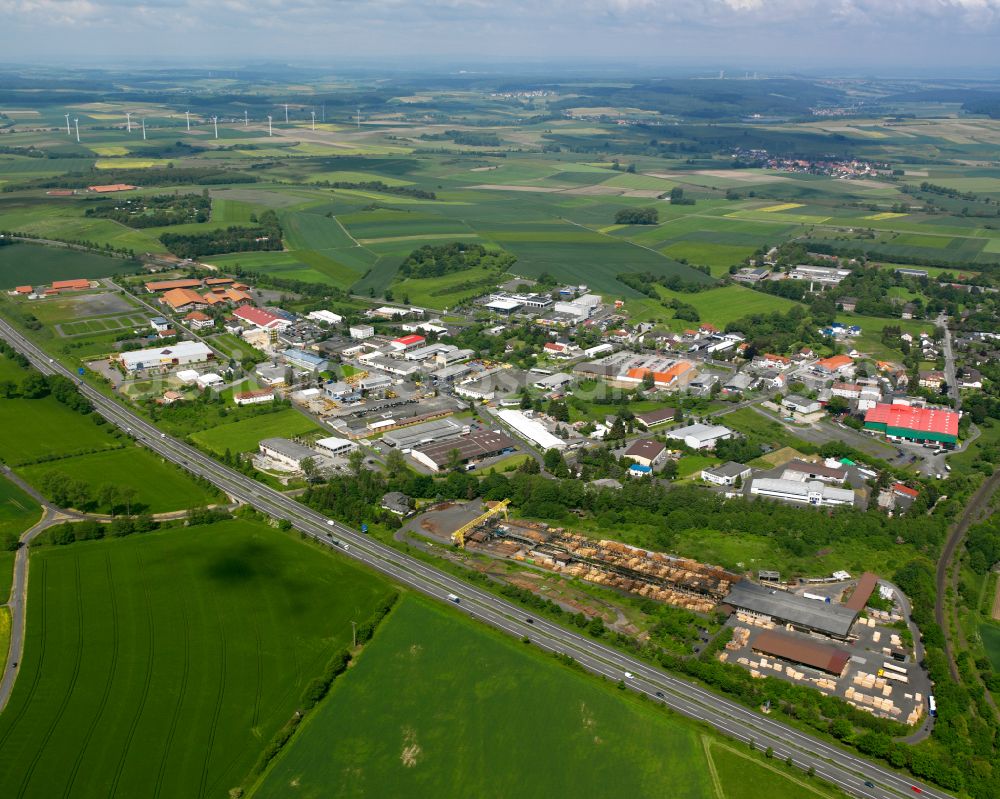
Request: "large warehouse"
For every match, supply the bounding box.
[864,403,959,446]
[724,581,859,639]
[410,430,517,472]
[117,341,214,373]
[381,418,467,450]
[752,630,851,677]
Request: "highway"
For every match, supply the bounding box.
[0,317,953,799]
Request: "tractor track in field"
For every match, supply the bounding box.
[0,559,48,751]
[64,554,121,799]
[17,559,84,799]
[251,610,264,729]
[108,552,156,799]
[198,600,229,799]
[153,594,191,799]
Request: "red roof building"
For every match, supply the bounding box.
[87,183,138,193]
[233,305,287,330]
[390,334,425,351]
[864,403,959,445]
[14,285,32,294]
[816,354,854,374]
[146,278,203,293]
[752,630,851,677]
[51,278,91,291]
[892,483,919,499]
[161,288,208,310]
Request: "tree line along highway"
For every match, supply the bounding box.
[0,317,950,799]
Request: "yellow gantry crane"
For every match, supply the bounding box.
[452,499,510,548]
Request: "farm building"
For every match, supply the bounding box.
[863,403,958,446]
[665,423,733,450]
[145,278,203,293]
[161,288,208,311]
[702,461,752,486]
[117,341,214,373]
[410,430,518,472]
[725,581,858,640]
[87,183,137,193]
[50,278,93,292]
[751,630,851,677]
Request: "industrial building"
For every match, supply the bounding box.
[117,341,214,373]
[724,581,859,639]
[410,430,517,472]
[702,461,752,486]
[750,477,855,507]
[782,395,822,415]
[306,310,343,325]
[863,403,959,446]
[282,348,329,372]
[782,459,849,484]
[258,438,320,471]
[381,417,467,450]
[314,436,358,458]
[665,423,733,450]
[751,630,851,677]
[844,572,879,613]
[349,324,375,340]
[496,409,567,451]
[623,439,666,468]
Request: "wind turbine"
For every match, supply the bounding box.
[126,112,132,133]
[141,118,147,141]
[74,118,80,143]
[321,103,325,123]
[311,110,315,131]
[244,109,248,127]
[185,110,191,132]
[356,107,361,130]
[213,116,218,139]
[64,114,71,135]
[284,104,289,124]
[267,115,273,136]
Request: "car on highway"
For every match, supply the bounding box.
[624,671,634,680]
[864,781,875,788]
[655,691,664,698]
[910,787,922,794]
[525,617,533,624]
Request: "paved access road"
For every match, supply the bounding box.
[0,317,953,799]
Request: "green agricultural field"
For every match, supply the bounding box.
[391,265,506,309]
[0,520,393,799]
[190,408,324,455]
[17,446,221,514]
[706,738,838,799]
[253,596,717,799]
[0,243,141,288]
[982,623,1000,672]
[0,474,42,542]
[0,397,123,466]
[653,284,802,329]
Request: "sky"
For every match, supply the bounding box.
[1,0,999,74]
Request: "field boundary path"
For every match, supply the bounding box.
[992,574,1000,622]
[0,507,69,713]
[936,469,1000,689]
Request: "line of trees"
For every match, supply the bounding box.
[161,210,282,259]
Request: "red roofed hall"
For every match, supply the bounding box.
[161,288,208,311]
[15,285,33,294]
[752,630,851,677]
[51,278,92,291]
[816,354,854,374]
[87,184,138,193]
[146,278,203,293]
[844,572,878,612]
[390,334,425,351]
[233,305,287,330]
[864,403,959,446]
[892,483,919,499]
